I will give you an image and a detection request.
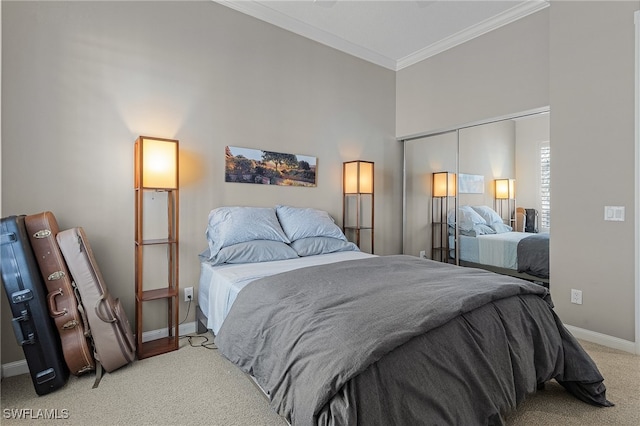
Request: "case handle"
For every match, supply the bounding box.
[94,296,116,323]
[12,310,35,346]
[46,289,68,317]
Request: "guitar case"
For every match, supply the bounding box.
[24,211,95,376]
[56,227,135,384]
[1,215,69,395]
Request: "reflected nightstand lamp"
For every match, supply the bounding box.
[134,136,179,359]
[343,160,374,254]
[431,172,456,263]
[494,178,515,226]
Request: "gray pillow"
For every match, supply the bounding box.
[200,240,298,265]
[290,237,359,257]
[275,205,347,242]
[206,207,290,256]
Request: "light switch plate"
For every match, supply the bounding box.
[604,206,625,221]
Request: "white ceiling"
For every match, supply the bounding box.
[216,0,549,71]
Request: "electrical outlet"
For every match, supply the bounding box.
[184,287,193,302]
[570,289,583,305]
[419,250,426,259]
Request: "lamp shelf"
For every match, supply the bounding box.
[134,136,180,360]
[139,287,178,302]
[138,336,179,360]
[136,238,178,246]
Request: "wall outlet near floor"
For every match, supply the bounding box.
[419,250,426,259]
[184,287,194,302]
[570,289,583,305]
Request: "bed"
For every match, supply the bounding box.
[198,205,611,426]
[449,205,549,284]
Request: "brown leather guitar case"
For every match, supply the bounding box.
[25,211,95,376]
[57,226,135,382]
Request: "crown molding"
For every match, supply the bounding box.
[396,0,550,70]
[216,0,397,70]
[215,1,550,72]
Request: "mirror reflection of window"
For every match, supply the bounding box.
[540,142,551,232]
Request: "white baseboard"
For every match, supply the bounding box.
[1,322,198,379]
[564,324,638,354]
[1,360,30,379]
[141,321,197,342]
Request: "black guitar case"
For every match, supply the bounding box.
[1,215,69,395]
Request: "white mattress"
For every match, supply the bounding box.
[198,251,375,334]
[455,232,533,270]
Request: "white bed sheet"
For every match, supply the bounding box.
[456,232,533,270]
[198,251,375,334]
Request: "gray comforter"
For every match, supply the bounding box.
[216,255,611,425]
[517,233,550,278]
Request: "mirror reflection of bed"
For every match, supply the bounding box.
[402,108,550,286]
[453,205,549,287]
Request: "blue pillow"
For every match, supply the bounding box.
[275,205,347,242]
[206,207,290,256]
[200,240,298,265]
[290,237,359,257]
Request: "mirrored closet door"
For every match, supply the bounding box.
[402,109,550,280]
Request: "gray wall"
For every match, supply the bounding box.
[1,1,400,364]
[397,1,638,343]
[396,8,550,138]
[550,0,638,340]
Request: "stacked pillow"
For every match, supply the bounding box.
[203,206,297,265]
[275,205,358,257]
[202,205,358,265]
[447,205,513,236]
[470,205,513,234]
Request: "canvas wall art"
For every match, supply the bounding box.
[458,173,485,194]
[225,146,317,187]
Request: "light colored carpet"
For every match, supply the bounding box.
[1,335,638,425]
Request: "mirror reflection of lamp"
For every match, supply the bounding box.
[432,172,456,197]
[494,178,515,225]
[495,178,515,200]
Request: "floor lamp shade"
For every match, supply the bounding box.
[344,161,374,194]
[495,178,515,199]
[433,172,456,197]
[134,136,179,190]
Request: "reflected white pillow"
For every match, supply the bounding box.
[471,206,504,225]
[206,207,290,256]
[200,240,298,265]
[490,223,513,234]
[448,205,487,231]
[290,237,359,257]
[275,205,347,242]
[459,224,496,237]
